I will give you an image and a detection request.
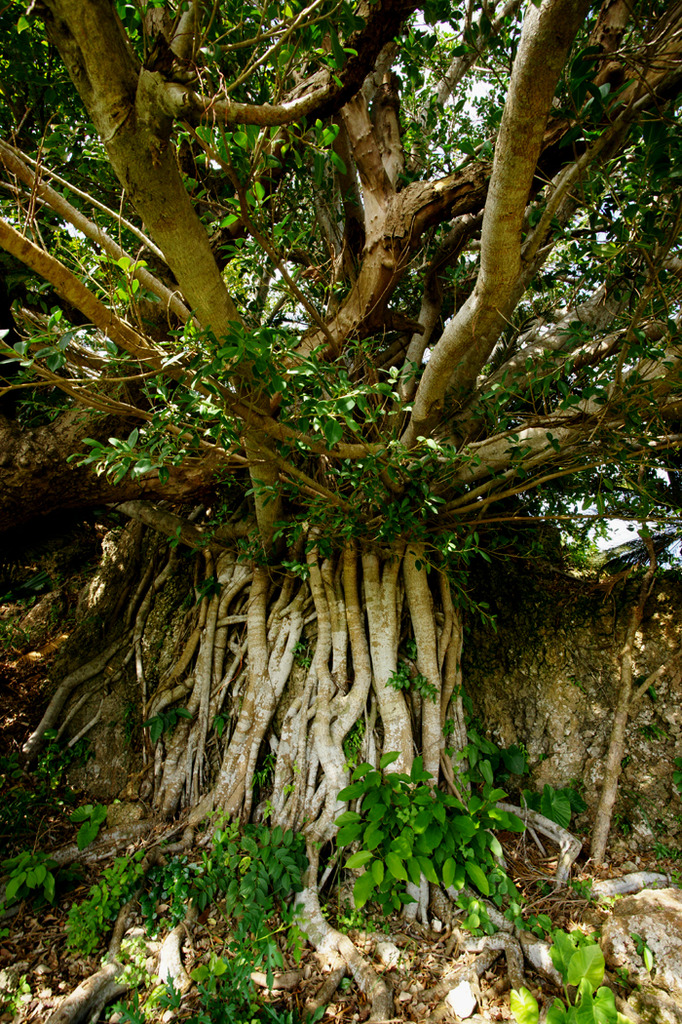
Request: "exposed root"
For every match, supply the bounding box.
[157,906,198,991]
[462,932,526,992]
[50,821,155,867]
[45,961,128,1024]
[518,935,563,987]
[297,887,394,1022]
[251,970,302,993]
[304,966,348,1018]
[592,871,670,897]
[498,802,581,884]
[421,946,501,1002]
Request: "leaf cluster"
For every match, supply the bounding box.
[512,930,629,1024]
[336,752,524,917]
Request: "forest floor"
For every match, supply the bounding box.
[1,573,680,1024]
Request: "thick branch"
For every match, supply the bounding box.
[403,0,591,447]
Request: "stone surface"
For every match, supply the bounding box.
[445,979,477,1019]
[602,887,682,1015]
[375,940,402,970]
[464,568,682,847]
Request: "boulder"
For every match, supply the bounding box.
[602,887,682,1023]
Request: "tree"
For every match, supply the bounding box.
[2,0,682,998]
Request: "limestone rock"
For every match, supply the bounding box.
[601,886,682,1017]
[375,940,402,970]
[445,979,477,1019]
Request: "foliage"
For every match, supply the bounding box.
[673,757,682,798]
[1,849,59,907]
[69,803,108,850]
[511,929,630,1024]
[0,971,31,1017]
[386,662,439,704]
[462,727,528,787]
[142,707,194,745]
[108,823,308,1024]
[521,784,587,830]
[1,1,681,555]
[68,821,307,960]
[0,734,89,857]
[66,851,147,956]
[336,752,524,919]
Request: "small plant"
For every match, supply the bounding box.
[386,662,438,703]
[142,706,193,744]
[67,852,146,955]
[253,752,276,795]
[673,757,682,797]
[521,783,587,830]
[463,727,528,786]
[108,823,308,1023]
[70,803,108,849]
[2,849,60,907]
[292,641,312,669]
[336,752,524,917]
[343,719,365,771]
[0,971,31,1017]
[511,929,630,1024]
[631,932,655,973]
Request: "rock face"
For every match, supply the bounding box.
[464,566,682,850]
[602,887,682,1023]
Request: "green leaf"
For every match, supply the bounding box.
[567,945,605,992]
[338,782,367,801]
[323,419,343,448]
[353,870,376,908]
[510,987,539,1024]
[77,821,99,850]
[592,987,618,1022]
[69,807,92,823]
[406,856,421,887]
[370,859,384,885]
[385,852,408,882]
[380,751,400,770]
[464,861,490,896]
[442,857,456,889]
[345,850,373,870]
[43,871,56,903]
[335,811,362,827]
[416,856,438,885]
[551,930,578,981]
[546,999,570,1024]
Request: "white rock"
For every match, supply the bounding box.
[445,980,477,1019]
[375,940,402,969]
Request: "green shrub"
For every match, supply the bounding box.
[511,929,630,1024]
[336,752,524,923]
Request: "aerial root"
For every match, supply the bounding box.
[296,887,394,1022]
[23,639,124,761]
[497,802,582,883]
